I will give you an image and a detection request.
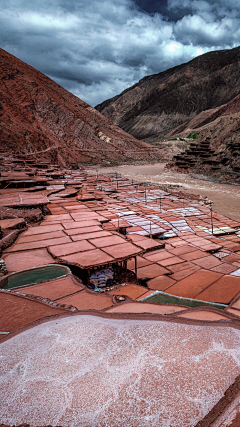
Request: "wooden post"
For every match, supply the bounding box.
[134,256,137,282]
[159,196,162,213]
[210,204,214,235]
[87,268,91,287]
[115,172,118,190]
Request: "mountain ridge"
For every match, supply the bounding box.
[0,48,161,167]
[95,45,240,143]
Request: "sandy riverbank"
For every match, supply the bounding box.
[89,163,240,222]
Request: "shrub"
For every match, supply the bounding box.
[187,132,199,139]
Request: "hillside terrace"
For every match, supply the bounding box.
[1,154,240,426]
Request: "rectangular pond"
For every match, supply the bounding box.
[140,291,227,310]
[0,265,70,289]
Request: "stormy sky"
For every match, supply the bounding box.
[1,0,240,106]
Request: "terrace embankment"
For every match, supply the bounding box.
[94,163,240,222]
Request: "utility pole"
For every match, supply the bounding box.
[115,172,118,190]
[210,203,214,235]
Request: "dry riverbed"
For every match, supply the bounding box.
[90,163,240,222]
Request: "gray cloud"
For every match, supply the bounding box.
[1,0,240,106]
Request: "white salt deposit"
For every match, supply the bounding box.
[1,315,240,427]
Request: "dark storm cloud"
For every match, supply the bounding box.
[1,0,240,106]
[135,0,191,21]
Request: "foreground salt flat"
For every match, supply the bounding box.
[1,315,240,427]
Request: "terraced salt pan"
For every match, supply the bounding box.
[1,315,240,427]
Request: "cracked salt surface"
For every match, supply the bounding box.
[1,316,240,427]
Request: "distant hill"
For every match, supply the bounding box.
[96,46,240,144]
[0,48,160,167]
[166,93,240,181]
[96,46,240,179]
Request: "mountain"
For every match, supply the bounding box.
[0,48,160,168]
[166,94,240,180]
[95,46,240,145]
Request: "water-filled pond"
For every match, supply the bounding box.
[0,264,70,289]
[141,291,227,310]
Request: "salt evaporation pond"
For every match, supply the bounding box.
[141,291,228,310]
[1,314,240,426]
[0,264,70,289]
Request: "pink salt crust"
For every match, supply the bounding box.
[1,313,240,427]
[105,302,185,314]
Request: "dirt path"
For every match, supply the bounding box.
[90,163,240,222]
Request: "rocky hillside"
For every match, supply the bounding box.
[0,48,161,167]
[96,46,240,144]
[166,94,240,181]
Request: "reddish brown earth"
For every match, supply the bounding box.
[0,48,161,167]
[166,95,240,180]
[0,206,43,223]
[0,292,67,333]
[170,93,240,135]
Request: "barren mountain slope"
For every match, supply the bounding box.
[166,94,240,180]
[96,46,240,143]
[0,48,160,167]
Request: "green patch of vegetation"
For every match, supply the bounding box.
[168,137,178,141]
[187,132,199,139]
